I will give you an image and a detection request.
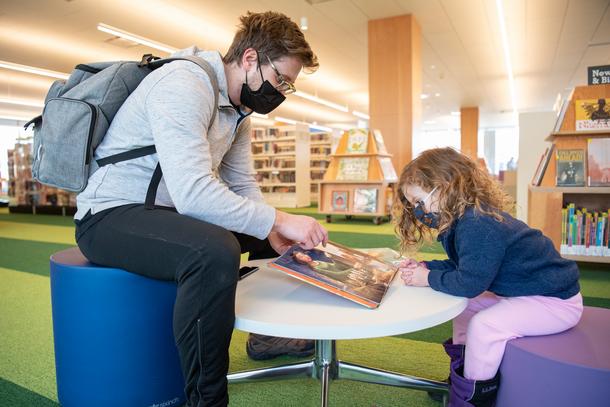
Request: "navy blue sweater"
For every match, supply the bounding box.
[425,207,580,299]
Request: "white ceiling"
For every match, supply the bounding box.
[0,0,609,130]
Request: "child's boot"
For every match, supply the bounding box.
[448,360,500,407]
[428,338,465,402]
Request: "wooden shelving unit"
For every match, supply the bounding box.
[318,129,397,225]
[309,132,332,203]
[251,124,310,208]
[7,140,76,215]
[528,84,610,264]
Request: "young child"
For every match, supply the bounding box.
[392,147,583,407]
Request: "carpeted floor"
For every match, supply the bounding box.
[0,206,609,406]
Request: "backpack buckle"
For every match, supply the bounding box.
[139,54,160,67]
[24,115,42,130]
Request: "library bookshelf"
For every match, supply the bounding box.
[251,124,310,208]
[528,84,610,264]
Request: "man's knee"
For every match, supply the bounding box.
[178,228,241,288]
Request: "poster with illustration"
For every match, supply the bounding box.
[576,99,610,131]
[346,128,369,153]
[353,188,378,213]
[332,191,348,211]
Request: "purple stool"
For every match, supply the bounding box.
[496,306,610,407]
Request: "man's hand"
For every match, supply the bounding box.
[272,210,328,250]
[268,231,294,255]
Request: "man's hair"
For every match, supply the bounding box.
[223,11,319,72]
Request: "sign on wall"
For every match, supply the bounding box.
[588,65,610,85]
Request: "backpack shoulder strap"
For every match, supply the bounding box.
[148,56,219,125]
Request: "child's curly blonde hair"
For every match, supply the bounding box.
[392,147,514,253]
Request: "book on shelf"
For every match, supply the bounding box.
[353,188,378,213]
[587,138,610,186]
[556,149,585,186]
[378,157,398,181]
[575,98,610,131]
[336,157,369,181]
[268,242,401,308]
[373,129,388,154]
[311,133,330,142]
[553,89,573,133]
[346,128,368,153]
[531,149,547,186]
[531,145,554,186]
[560,203,610,257]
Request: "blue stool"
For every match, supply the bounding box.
[50,247,185,407]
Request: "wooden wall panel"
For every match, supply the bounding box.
[460,106,479,159]
[369,14,421,172]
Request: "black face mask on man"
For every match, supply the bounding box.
[240,56,286,114]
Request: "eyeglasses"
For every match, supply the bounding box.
[263,53,296,95]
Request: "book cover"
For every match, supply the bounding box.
[587,138,610,186]
[556,149,585,186]
[536,144,555,186]
[575,99,610,131]
[373,129,388,154]
[553,89,573,133]
[531,149,547,186]
[268,242,398,308]
[331,191,348,211]
[353,188,378,213]
[336,157,369,181]
[378,157,398,181]
[346,128,369,153]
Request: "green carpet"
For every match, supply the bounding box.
[0,206,609,406]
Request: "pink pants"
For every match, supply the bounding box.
[453,291,583,380]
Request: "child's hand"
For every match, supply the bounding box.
[398,258,423,269]
[400,265,430,287]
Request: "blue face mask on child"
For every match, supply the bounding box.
[413,187,440,229]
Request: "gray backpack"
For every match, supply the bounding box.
[26,54,219,207]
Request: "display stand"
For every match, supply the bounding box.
[318,129,397,225]
[528,83,610,263]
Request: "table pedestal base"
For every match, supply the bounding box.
[228,339,448,407]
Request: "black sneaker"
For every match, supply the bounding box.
[246,333,315,360]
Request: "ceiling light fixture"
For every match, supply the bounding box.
[274,116,298,125]
[97,23,178,54]
[420,94,430,99]
[251,113,269,119]
[352,110,370,120]
[495,0,517,116]
[0,60,69,80]
[293,91,349,113]
[309,123,332,132]
[0,98,45,108]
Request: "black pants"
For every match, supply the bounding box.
[75,204,277,407]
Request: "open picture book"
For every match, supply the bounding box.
[268,242,403,309]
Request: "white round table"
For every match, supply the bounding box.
[228,258,467,406]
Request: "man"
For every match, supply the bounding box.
[74,11,327,407]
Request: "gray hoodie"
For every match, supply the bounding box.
[75,47,276,240]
